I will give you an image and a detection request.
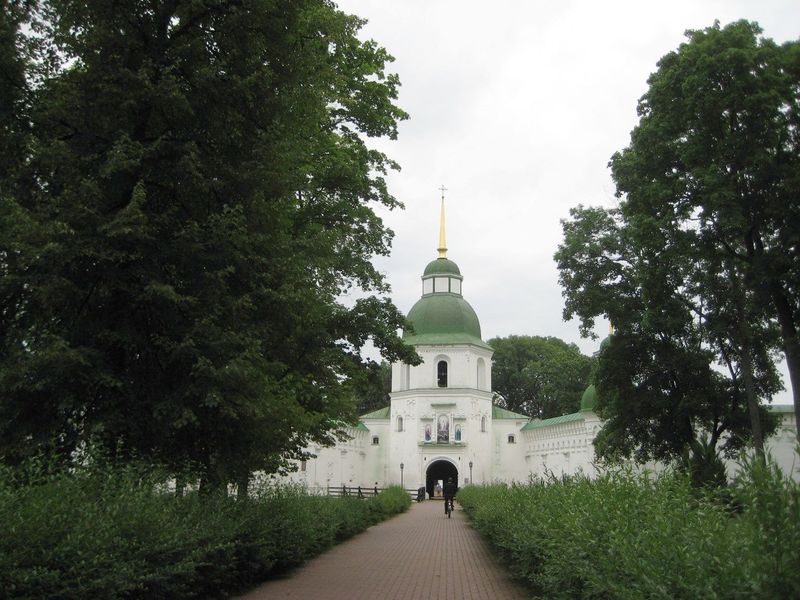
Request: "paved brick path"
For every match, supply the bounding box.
[236,500,528,600]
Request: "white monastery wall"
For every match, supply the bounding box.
[767,412,800,478]
[491,419,527,482]
[725,410,799,480]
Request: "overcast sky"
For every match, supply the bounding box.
[336,0,799,404]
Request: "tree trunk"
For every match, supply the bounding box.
[739,334,764,460]
[236,472,250,501]
[769,283,800,436]
[174,473,186,498]
[199,458,225,497]
[729,266,764,459]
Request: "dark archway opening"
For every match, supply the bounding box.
[426,459,458,498]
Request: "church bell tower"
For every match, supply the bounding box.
[389,189,494,491]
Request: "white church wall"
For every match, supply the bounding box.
[390,387,494,487]
[274,405,798,493]
[522,416,598,480]
[390,339,495,488]
[362,419,390,487]
[723,409,799,481]
[464,402,494,485]
[400,345,493,391]
[391,361,409,392]
[491,419,527,482]
[764,411,799,479]
[390,394,418,486]
[279,425,368,493]
[582,413,602,475]
[517,408,798,484]
[280,423,412,493]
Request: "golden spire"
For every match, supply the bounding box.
[437,185,447,258]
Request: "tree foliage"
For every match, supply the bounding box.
[489,335,594,419]
[0,0,419,489]
[556,20,796,464]
[353,360,391,416]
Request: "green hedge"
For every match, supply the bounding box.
[0,462,410,599]
[458,460,800,599]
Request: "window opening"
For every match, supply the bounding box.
[437,361,448,387]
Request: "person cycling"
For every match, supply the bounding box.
[442,477,457,517]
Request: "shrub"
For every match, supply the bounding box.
[0,462,410,599]
[458,460,800,599]
[368,485,412,522]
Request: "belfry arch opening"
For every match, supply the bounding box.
[426,459,458,498]
[437,360,448,387]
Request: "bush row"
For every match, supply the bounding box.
[0,462,410,599]
[457,460,800,599]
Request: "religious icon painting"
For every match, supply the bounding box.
[437,414,449,443]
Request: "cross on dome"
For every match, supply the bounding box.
[438,185,448,258]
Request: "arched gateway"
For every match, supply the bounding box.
[426,459,458,498]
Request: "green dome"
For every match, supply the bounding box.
[423,258,462,277]
[403,294,490,349]
[580,384,597,411]
[599,335,612,352]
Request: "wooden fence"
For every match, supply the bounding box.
[326,485,421,499]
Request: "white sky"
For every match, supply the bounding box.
[337,0,799,404]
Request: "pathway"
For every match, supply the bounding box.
[236,499,528,600]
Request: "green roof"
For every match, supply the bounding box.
[522,412,585,431]
[423,258,462,276]
[329,419,370,432]
[404,294,491,349]
[580,384,597,411]
[768,404,794,413]
[492,405,530,420]
[360,406,390,420]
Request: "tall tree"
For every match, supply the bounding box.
[489,335,594,419]
[557,204,780,466]
[0,1,30,176]
[555,20,795,465]
[0,0,419,490]
[611,20,800,434]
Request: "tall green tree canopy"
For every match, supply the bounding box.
[555,20,794,463]
[353,360,391,416]
[0,0,419,488]
[489,335,594,419]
